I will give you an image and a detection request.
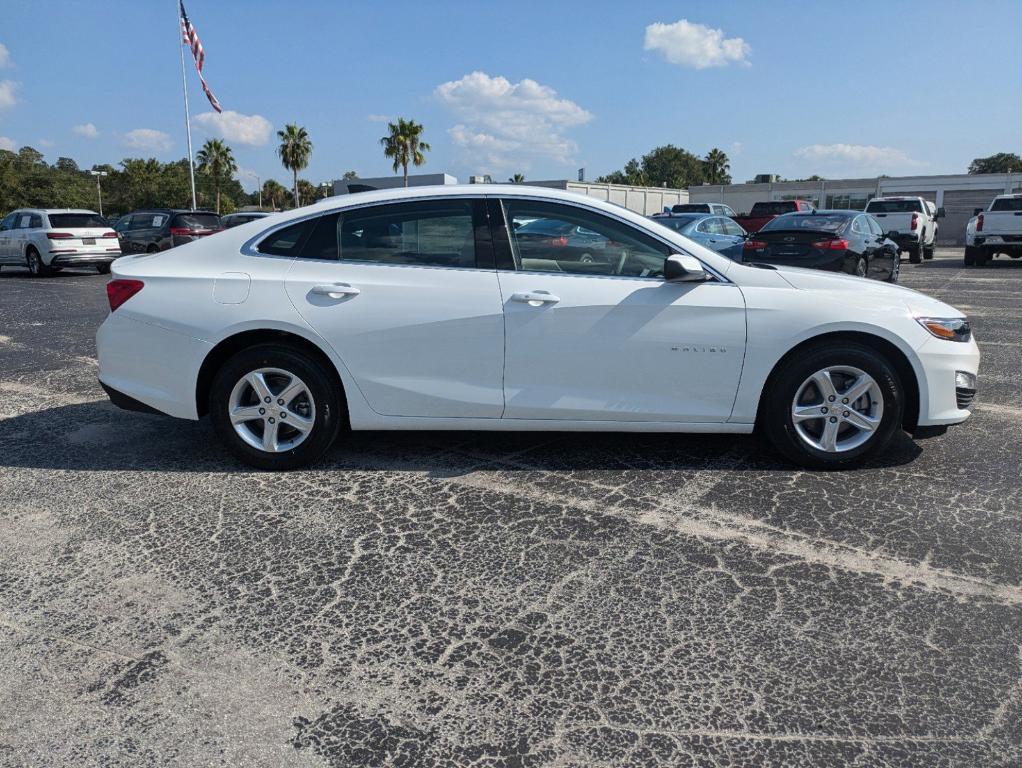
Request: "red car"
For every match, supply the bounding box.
[734,200,816,233]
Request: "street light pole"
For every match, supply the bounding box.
[256,175,262,210]
[90,170,108,217]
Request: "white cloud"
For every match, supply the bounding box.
[0,43,11,68]
[0,136,15,151]
[123,128,173,153]
[193,110,272,146]
[367,114,390,123]
[0,79,18,109]
[644,19,750,69]
[73,122,99,139]
[435,71,592,172]
[730,141,744,155]
[793,143,923,174]
[37,138,54,148]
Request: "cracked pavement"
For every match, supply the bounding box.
[0,251,1019,767]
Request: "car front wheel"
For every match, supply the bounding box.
[762,342,904,469]
[209,344,343,470]
[26,248,52,277]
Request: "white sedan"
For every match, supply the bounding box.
[96,185,979,470]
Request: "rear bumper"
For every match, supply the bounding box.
[749,252,848,272]
[889,233,923,249]
[49,251,120,266]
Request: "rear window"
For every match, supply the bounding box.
[670,204,710,213]
[48,213,107,228]
[990,197,1022,212]
[762,214,850,233]
[172,213,221,230]
[651,215,700,231]
[865,200,924,214]
[750,202,798,216]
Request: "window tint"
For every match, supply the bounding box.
[866,216,883,236]
[258,219,315,256]
[671,203,710,213]
[762,214,850,233]
[851,217,868,234]
[30,214,43,228]
[865,199,924,214]
[18,214,32,229]
[504,200,669,278]
[173,213,220,230]
[0,213,16,231]
[990,197,1022,212]
[339,201,476,268]
[48,213,106,228]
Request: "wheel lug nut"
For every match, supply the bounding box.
[258,408,265,415]
[268,417,275,424]
[843,411,850,417]
[821,407,828,413]
[842,397,849,404]
[280,412,287,419]
[264,396,271,403]
[828,395,836,402]
[829,416,838,423]
[277,399,284,405]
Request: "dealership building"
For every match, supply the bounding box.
[688,172,1022,245]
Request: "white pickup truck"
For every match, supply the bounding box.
[863,196,944,264]
[964,193,1022,266]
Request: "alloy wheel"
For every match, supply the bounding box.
[228,367,316,453]
[791,366,883,453]
[855,257,867,277]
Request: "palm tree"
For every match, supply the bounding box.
[261,179,286,210]
[277,124,312,207]
[703,148,731,185]
[509,173,526,183]
[195,139,237,214]
[380,118,431,187]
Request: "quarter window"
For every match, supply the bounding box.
[722,218,745,237]
[18,214,32,229]
[503,200,669,277]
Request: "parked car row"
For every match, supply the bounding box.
[0,206,277,276]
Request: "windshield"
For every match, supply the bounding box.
[866,200,924,213]
[762,214,849,233]
[172,213,221,229]
[990,197,1022,212]
[48,213,108,228]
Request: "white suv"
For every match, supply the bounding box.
[0,208,121,276]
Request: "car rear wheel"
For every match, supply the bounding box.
[963,246,977,266]
[923,241,935,259]
[886,254,900,283]
[209,344,343,470]
[847,255,867,277]
[96,263,111,274]
[908,245,922,264]
[26,248,52,277]
[762,342,904,469]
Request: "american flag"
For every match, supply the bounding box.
[179,1,222,113]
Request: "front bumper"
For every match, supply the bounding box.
[915,335,980,427]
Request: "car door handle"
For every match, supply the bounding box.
[311,283,360,298]
[511,291,560,305]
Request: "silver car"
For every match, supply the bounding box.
[0,208,121,276]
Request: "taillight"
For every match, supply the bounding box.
[976,213,984,232]
[910,213,919,231]
[744,239,767,250]
[547,235,568,247]
[811,239,850,250]
[47,232,74,240]
[102,231,118,238]
[169,226,193,236]
[106,279,144,312]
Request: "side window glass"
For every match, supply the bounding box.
[18,214,32,229]
[851,217,867,234]
[339,200,476,268]
[30,215,42,228]
[258,219,315,256]
[722,218,744,236]
[504,200,669,278]
[0,213,16,230]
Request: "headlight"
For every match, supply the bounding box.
[916,317,972,342]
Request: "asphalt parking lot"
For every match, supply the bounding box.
[0,250,1019,767]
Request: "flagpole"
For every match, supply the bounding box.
[177,2,197,210]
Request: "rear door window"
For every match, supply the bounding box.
[17,214,32,228]
[339,200,477,268]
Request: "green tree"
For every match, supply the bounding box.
[702,148,732,185]
[277,124,313,207]
[342,170,359,180]
[968,153,1022,174]
[195,138,237,214]
[295,179,316,206]
[509,173,526,183]
[639,145,704,188]
[380,118,431,187]
[262,179,286,210]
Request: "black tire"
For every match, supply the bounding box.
[963,246,976,266]
[923,241,935,260]
[975,248,990,267]
[908,245,922,264]
[147,244,160,254]
[761,341,904,470]
[846,255,867,277]
[96,263,111,274]
[886,253,900,283]
[26,248,52,277]
[209,343,344,470]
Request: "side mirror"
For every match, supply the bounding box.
[664,253,708,282]
[936,207,946,218]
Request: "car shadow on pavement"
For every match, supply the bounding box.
[0,398,923,474]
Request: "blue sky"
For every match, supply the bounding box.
[1,0,1020,190]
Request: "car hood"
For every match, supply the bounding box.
[769,264,966,318]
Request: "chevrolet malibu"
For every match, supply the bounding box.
[96,185,979,471]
